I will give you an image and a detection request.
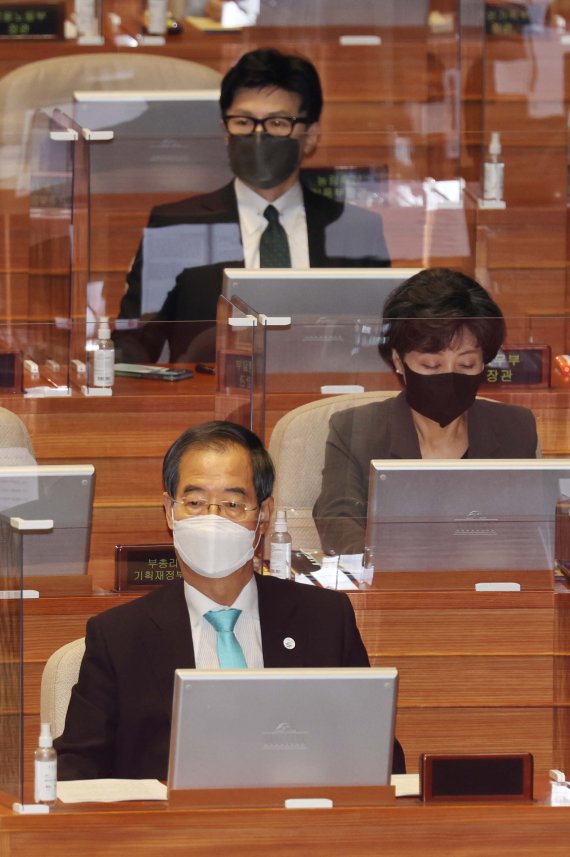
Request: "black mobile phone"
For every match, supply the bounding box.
[114,364,193,381]
[291,550,321,576]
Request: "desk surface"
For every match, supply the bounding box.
[2,790,570,857]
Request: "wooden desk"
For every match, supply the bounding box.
[2,790,570,857]
[0,379,569,591]
[19,579,570,788]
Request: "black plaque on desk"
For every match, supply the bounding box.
[301,165,388,207]
[0,1,65,38]
[0,351,22,393]
[485,2,531,36]
[482,346,550,388]
[115,544,182,591]
[420,753,533,803]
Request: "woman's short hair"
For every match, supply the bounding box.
[378,268,506,368]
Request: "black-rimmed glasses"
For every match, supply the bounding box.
[223,115,310,138]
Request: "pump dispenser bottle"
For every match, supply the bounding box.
[34,723,57,806]
[270,509,292,579]
[483,132,505,203]
[89,316,115,388]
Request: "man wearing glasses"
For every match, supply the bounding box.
[116,48,390,363]
[55,421,405,780]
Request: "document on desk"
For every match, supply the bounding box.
[391,773,420,797]
[57,776,419,802]
[57,779,167,803]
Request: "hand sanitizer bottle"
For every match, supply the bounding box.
[483,132,505,202]
[34,723,57,806]
[89,316,115,388]
[270,509,292,579]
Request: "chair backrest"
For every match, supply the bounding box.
[0,408,35,464]
[40,638,85,738]
[268,391,397,551]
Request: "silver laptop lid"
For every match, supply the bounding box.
[222,268,420,374]
[0,464,95,576]
[222,268,420,318]
[168,667,398,790]
[366,458,570,572]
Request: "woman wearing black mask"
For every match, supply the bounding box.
[313,267,538,554]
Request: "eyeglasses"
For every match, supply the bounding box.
[223,114,310,138]
[171,497,259,522]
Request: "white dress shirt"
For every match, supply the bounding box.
[184,576,264,669]
[234,178,310,269]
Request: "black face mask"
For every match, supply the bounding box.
[227,134,301,190]
[403,361,485,428]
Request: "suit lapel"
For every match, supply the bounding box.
[201,181,240,222]
[386,392,422,458]
[467,400,501,457]
[256,574,308,667]
[142,580,196,690]
[303,186,342,266]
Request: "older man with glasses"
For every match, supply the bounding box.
[115,48,390,363]
[54,421,404,780]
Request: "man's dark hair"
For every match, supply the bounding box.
[163,420,275,504]
[378,267,506,368]
[220,48,323,123]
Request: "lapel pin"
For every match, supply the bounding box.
[283,637,295,650]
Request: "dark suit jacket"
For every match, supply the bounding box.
[115,181,390,362]
[54,573,407,780]
[313,392,539,554]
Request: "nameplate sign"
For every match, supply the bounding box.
[483,346,550,387]
[115,544,181,591]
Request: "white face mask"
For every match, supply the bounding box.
[172,514,259,579]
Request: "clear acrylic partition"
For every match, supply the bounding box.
[21,108,79,389]
[0,514,23,807]
[474,5,568,328]
[76,94,232,339]
[243,0,467,270]
[263,313,568,593]
[214,295,262,437]
[70,36,469,344]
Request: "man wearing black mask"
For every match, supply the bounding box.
[116,48,390,363]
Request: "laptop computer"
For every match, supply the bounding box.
[365,458,570,572]
[0,464,95,576]
[222,268,420,374]
[168,667,398,790]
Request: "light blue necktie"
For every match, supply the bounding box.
[204,608,247,669]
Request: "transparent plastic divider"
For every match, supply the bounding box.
[78,95,232,331]
[214,295,260,432]
[265,314,569,592]
[25,109,77,390]
[0,513,24,807]
[79,107,468,336]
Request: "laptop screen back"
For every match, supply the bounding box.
[168,667,398,790]
[0,464,95,575]
[222,268,420,374]
[365,458,570,572]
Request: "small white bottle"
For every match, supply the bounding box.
[147,0,167,34]
[270,509,292,580]
[89,316,115,388]
[483,131,505,202]
[34,722,57,806]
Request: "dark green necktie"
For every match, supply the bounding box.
[259,204,292,268]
